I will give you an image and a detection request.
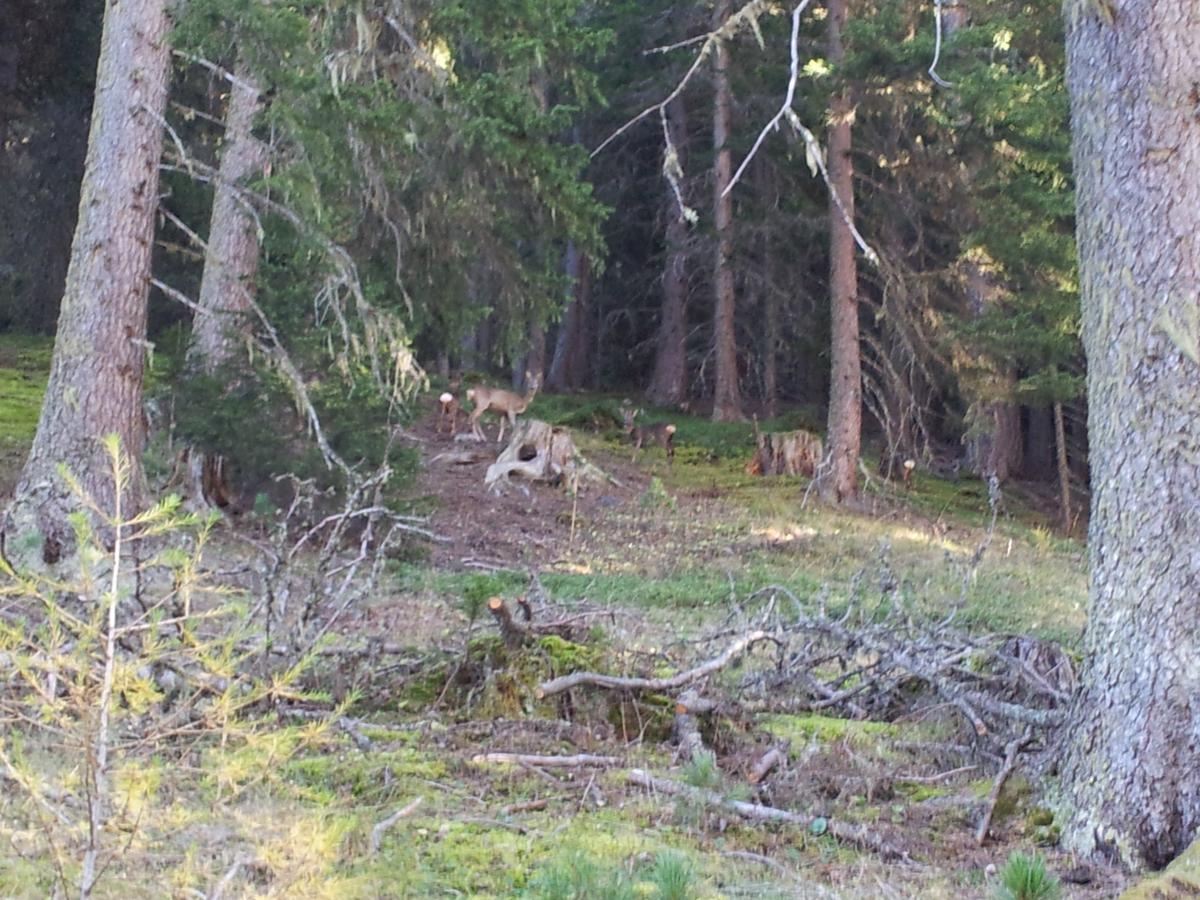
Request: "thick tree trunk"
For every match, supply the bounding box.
[819,0,860,503]
[647,97,690,408]
[963,263,1023,481]
[512,323,546,392]
[969,398,1022,482]
[710,0,743,422]
[3,0,170,562]
[186,69,267,511]
[1023,406,1056,481]
[1060,0,1200,870]
[189,69,266,371]
[763,282,779,421]
[547,242,592,392]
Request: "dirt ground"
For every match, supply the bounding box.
[405,401,744,578]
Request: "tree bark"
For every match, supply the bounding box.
[547,242,592,392]
[647,97,690,408]
[1060,0,1200,870]
[189,69,267,371]
[962,263,1023,482]
[1052,401,1071,533]
[819,0,860,503]
[763,280,779,421]
[3,0,171,561]
[1023,406,1056,481]
[709,0,743,422]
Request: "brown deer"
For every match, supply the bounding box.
[466,373,541,442]
[622,407,677,463]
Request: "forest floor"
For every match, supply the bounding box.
[0,342,1129,899]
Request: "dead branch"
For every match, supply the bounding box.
[208,857,251,900]
[537,630,771,699]
[501,798,549,815]
[627,769,904,860]
[339,716,373,752]
[370,796,424,854]
[975,728,1032,846]
[748,746,787,784]
[471,753,622,768]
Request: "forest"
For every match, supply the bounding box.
[0,0,1196,897]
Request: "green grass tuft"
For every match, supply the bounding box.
[994,852,1062,900]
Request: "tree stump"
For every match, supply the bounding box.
[484,420,607,491]
[745,428,824,477]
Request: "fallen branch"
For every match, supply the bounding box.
[537,630,771,699]
[501,798,550,815]
[208,857,252,900]
[370,796,424,854]
[471,753,622,768]
[748,746,787,784]
[340,716,373,752]
[627,769,904,860]
[975,728,1032,846]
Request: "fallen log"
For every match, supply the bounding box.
[471,753,622,768]
[626,769,904,859]
[537,630,772,699]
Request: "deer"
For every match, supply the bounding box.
[622,407,677,464]
[466,373,540,442]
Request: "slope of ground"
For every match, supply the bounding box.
[0,344,1111,898]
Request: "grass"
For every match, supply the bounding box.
[0,334,51,495]
[0,351,1093,897]
[994,852,1062,900]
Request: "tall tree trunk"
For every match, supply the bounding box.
[1023,406,1056,480]
[512,323,545,391]
[1060,0,1200,869]
[186,70,267,510]
[647,96,690,408]
[3,0,170,563]
[1052,401,1071,533]
[189,70,266,371]
[819,0,860,503]
[710,0,743,422]
[963,262,1023,481]
[763,280,779,421]
[547,242,592,392]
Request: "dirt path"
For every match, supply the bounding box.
[407,402,651,571]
